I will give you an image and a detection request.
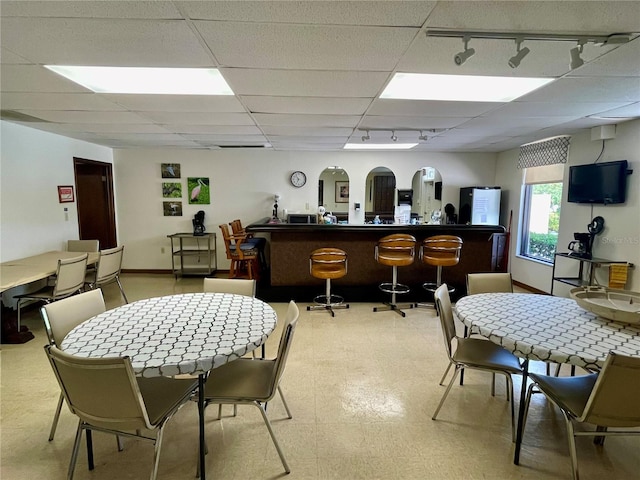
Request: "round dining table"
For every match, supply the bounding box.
[62,292,278,480]
[453,292,640,465]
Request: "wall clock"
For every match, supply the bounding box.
[290,171,307,187]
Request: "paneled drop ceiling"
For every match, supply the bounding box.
[1,1,639,152]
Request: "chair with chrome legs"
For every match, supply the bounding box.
[45,345,198,480]
[373,234,416,317]
[201,301,300,475]
[14,253,88,332]
[432,283,523,440]
[41,289,107,442]
[521,352,640,480]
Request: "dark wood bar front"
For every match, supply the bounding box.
[247,219,506,297]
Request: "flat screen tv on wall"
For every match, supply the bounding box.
[567,160,630,205]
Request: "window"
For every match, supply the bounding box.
[520,164,564,263]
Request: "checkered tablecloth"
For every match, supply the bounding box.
[63,293,277,377]
[454,293,640,371]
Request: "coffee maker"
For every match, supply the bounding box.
[567,216,605,259]
[192,210,206,236]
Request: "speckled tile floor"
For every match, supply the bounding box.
[1,274,638,479]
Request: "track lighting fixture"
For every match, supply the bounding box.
[426,29,631,71]
[361,130,370,142]
[508,38,530,68]
[454,36,475,66]
[418,130,428,141]
[390,131,398,142]
[570,41,585,69]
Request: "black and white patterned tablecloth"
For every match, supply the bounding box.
[454,293,640,371]
[62,293,277,377]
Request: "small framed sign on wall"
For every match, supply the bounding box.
[58,185,74,203]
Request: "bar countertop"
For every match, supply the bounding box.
[246,218,507,295]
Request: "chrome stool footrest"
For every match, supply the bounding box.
[379,282,410,295]
[311,294,345,306]
[422,282,455,294]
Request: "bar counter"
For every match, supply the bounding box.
[247,219,507,296]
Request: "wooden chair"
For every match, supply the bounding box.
[229,219,267,270]
[219,224,260,280]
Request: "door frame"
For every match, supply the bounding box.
[73,157,117,248]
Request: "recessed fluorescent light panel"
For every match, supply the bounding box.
[344,143,418,150]
[45,66,234,95]
[380,73,553,102]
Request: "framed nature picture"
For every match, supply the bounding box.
[163,201,183,216]
[58,185,74,203]
[162,182,182,198]
[161,163,181,178]
[188,177,210,204]
[335,181,349,203]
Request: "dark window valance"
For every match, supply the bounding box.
[518,135,571,169]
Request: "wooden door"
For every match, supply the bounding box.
[73,158,117,249]
[373,175,395,214]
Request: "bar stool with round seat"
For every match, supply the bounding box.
[373,234,416,317]
[307,248,349,316]
[415,235,463,308]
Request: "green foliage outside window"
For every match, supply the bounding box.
[528,233,558,261]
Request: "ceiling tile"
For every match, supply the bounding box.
[139,111,256,125]
[195,21,418,70]
[102,94,246,113]
[1,65,89,93]
[0,1,182,18]
[367,99,501,117]
[520,77,640,103]
[242,96,372,115]
[1,17,212,66]
[252,114,361,128]
[1,92,126,111]
[16,110,154,124]
[182,1,437,26]
[360,115,470,129]
[220,68,390,97]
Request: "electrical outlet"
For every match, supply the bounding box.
[161,247,165,254]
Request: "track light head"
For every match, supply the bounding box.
[390,131,397,142]
[418,130,428,141]
[508,39,530,68]
[361,130,370,142]
[570,43,585,69]
[454,36,475,66]
[454,47,475,65]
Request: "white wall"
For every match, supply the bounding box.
[0,121,113,262]
[113,148,497,271]
[496,119,640,294]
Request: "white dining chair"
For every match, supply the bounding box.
[14,254,88,332]
[41,289,107,441]
[85,245,128,303]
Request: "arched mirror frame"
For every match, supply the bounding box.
[411,167,443,224]
[318,167,350,222]
[365,167,396,223]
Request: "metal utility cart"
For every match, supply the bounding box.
[551,252,630,295]
[167,233,216,277]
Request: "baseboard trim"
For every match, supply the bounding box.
[513,280,548,295]
[121,269,230,276]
